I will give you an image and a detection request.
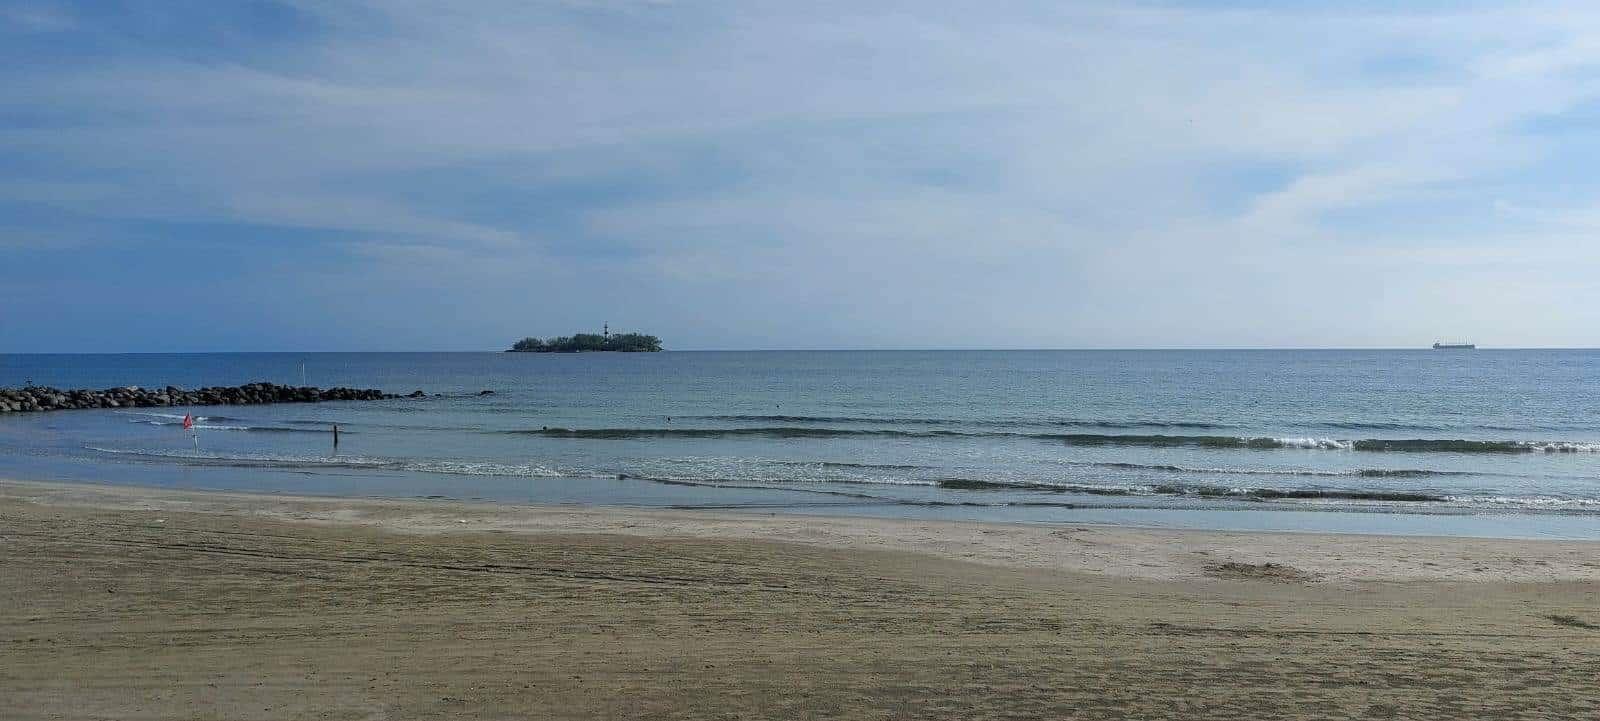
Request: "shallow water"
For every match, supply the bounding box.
[3,350,1599,538]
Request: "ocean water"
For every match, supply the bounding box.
[2,350,1599,539]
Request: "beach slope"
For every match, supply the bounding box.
[1,481,1596,720]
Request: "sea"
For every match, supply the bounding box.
[3,350,1599,539]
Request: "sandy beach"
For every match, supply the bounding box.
[2,479,1597,720]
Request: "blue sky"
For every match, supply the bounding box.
[4,1,1600,351]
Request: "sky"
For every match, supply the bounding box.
[4,1,1600,351]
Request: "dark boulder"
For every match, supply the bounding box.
[0,381,420,415]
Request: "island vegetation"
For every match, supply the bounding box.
[508,332,663,353]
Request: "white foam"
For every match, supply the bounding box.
[115,410,186,420]
[1272,437,1353,450]
[1447,495,1600,508]
[132,419,251,431]
[86,446,568,478]
[1518,441,1600,453]
[407,460,564,478]
[118,411,220,422]
[128,419,252,431]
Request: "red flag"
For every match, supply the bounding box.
[182,413,194,431]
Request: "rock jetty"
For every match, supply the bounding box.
[0,382,426,414]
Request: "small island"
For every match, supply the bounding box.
[508,325,662,353]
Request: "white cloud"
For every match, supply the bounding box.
[5,0,1600,347]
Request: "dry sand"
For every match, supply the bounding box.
[1,479,1597,720]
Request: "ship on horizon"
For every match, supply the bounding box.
[1432,341,1476,350]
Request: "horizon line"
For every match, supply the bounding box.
[6,346,1600,355]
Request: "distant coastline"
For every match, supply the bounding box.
[508,331,662,353]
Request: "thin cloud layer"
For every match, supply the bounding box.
[3,1,1600,350]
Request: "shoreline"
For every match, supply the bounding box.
[4,478,1597,584]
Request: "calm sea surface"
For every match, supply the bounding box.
[3,350,1599,538]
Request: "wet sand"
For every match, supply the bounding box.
[1,480,1597,720]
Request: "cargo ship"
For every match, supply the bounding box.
[1432,341,1476,350]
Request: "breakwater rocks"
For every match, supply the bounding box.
[0,382,427,413]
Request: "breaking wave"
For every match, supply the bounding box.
[935,478,1446,502]
[935,478,1140,496]
[126,418,328,434]
[115,411,240,423]
[767,459,928,470]
[694,414,951,425]
[692,414,1236,430]
[1080,461,1474,478]
[87,447,566,477]
[515,427,1600,453]
[78,446,1600,512]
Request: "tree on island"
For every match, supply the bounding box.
[509,332,662,352]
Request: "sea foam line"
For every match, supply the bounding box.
[518,427,1600,453]
[86,446,568,478]
[125,418,324,433]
